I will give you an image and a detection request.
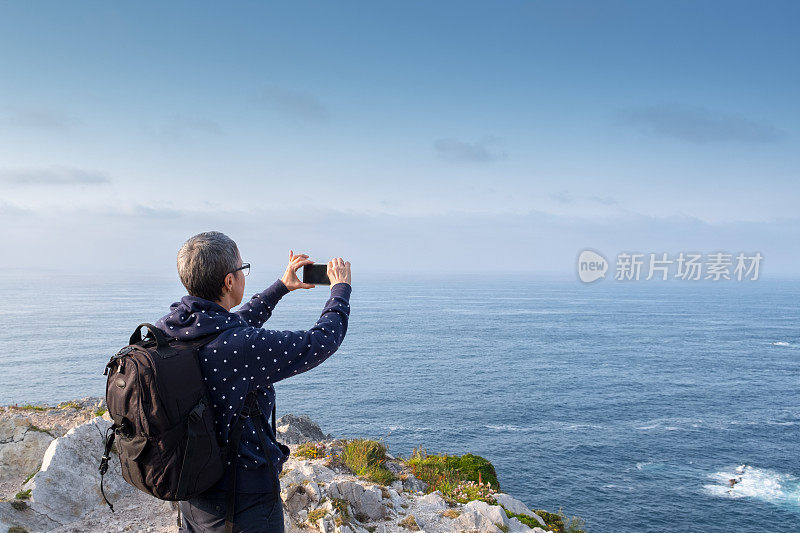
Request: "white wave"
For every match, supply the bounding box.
[703,464,800,509]
[729,419,798,427]
[635,461,669,472]
[771,341,798,348]
[485,424,534,433]
[564,423,605,431]
[634,417,705,431]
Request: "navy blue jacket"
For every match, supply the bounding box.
[154,279,352,494]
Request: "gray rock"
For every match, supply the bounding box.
[0,417,141,532]
[282,458,336,484]
[402,473,428,493]
[454,507,504,533]
[385,487,404,513]
[327,480,387,521]
[0,414,56,486]
[384,460,405,475]
[508,516,535,532]
[275,414,332,444]
[282,483,314,515]
[27,417,136,525]
[494,492,546,525]
[0,500,62,532]
[463,499,510,529]
[415,490,447,510]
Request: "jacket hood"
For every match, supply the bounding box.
[155,295,248,340]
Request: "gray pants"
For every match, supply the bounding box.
[178,488,285,533]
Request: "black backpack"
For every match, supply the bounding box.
[100,323,286,533]
[99,323,225,508]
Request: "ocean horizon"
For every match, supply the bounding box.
[1,271,798,532]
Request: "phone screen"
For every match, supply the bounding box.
[302,264,330,285]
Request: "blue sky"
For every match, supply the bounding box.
[0,1,797,277]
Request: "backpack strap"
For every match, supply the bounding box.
[251,411,282,497]
[99,424,117,512]
[130,323,178,358]
[223,390,281,533]
[224,404,245,533]
[175,398,210,500]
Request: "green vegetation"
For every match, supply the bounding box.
[504,509,551,530]
[14,489,31,500]
[14,403,47,412]
[95,407,108,417]
[450,479,498,504]
[440,508,461,519]
[502,507,585,533]
[23,465,41,484]
[27,424,52,435]
[330,497,349,521]
[307,508,327,522]
[403,445,499,502]
[58,401,82,410]
[557,507,587,533]
[10,500,29,511]
[295,441,327,459]
[397,514,420,530]
[497,523,510,533]
[340,439,396,485]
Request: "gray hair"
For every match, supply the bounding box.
[177,231,240,301]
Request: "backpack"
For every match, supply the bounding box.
[99,323,225,508]
[99,323,288,533]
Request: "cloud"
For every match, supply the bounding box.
[155,114,222,140]
[588,195,618,206]
[617,104,786,143]
[1,108,81,131]
[434,137,508,163]
[1,202,798,276]
[550,191,574,204]
[0,200,33,216]
[550,191,619,206]
[0,166,111,187]
[256,85,330,121]
[85,202,182,219]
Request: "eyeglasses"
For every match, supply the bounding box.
[228,263,250,277]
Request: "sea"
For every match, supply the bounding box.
[0,270,798,532]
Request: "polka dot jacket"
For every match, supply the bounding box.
[154,279,352,495]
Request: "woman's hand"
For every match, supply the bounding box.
[327,257,352,286]
[281,250,315,291]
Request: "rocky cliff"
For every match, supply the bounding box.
[0,398,574,533]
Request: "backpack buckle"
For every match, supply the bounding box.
[238,392,261,419]
[189,400,206,422]
[239,404,260,418]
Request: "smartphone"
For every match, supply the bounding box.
[302,263,330,285]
